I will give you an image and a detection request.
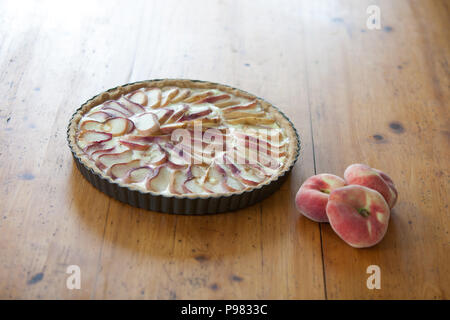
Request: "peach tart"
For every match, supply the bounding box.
[67,80,300,214]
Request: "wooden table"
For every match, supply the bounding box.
[0,0,448,299]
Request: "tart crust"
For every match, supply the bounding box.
[68,79,300,201]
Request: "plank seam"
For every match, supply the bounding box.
[90,200,111,299]
[303,46,328,300]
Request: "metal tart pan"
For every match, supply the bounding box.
[67,79,300,215]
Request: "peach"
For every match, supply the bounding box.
[295,174,346,222]
[344,164,398,208]
[326,185,390,248]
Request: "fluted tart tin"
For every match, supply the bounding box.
[67,79,300,214]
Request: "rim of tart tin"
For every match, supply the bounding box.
[67,79,301,214]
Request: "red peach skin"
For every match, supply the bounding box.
[295,174,346,222]
[344,164,398,208]
[326,185,390,248]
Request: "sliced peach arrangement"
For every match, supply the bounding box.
[295,164,398,248]
[133,112,160,136]
[76,87,290,198]
[80,117,133,136]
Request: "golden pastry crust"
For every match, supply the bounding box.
[68,79,299,199]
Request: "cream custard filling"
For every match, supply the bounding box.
[75,86,291,196]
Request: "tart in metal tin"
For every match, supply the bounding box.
[67,79,300,214]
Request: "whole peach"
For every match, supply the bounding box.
[295,174,346,222]
[326,185,390,248]
[344,164,398,208]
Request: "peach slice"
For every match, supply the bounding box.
[234,132,285,153]
[134,112,160,136]
[84,141,113,156]
[224,174,245,192]
[103,117,134,136]
[179,106,212,122]
[160,87,180,107]
[167,159,189,170]
[224,111,266,120]
[194,94,230,105]
[185,117,221,129]
[142,144,168,166]
[146,166,171,192]
[223,153,240,169]
[191,165,208,178]
[169,170,187,194]
[234,142,282,168]
[243,139,286,158]
[90,147,117,160]
[89,111,112,122]
[160,122,186,134]
[177,144,205,165]
[119,97,146,114]
[95,149,133,170]
[119,140,150,151]
[78,131,112,149]
[240,135,286,153]
[201,123,230,134]
[214,99,240,108]
[127,90,148,106]
[236,128,283,143]
[163,143,190,167]
[203,164,228,193]
[184,91,214,103]
[326,185,391,248]
[80,118,132,136]
[224,156,266,186]
[166,105,190,124]
[108,159,141,179]
[145,88,162,108]
[80,120,104,132]
[208,163,243,193]
[254,163,279,178]
[183,166,209,193]
[99,107,127,118]
[231,142,281,169]
[344,164,398,209]
[153,108,174,124]
[182,165,208,193]
[127,134,170,144]
[125,166,154,184]
[295,174,347,223]
[222,101,258,113]
[103,101,133,117]
[227,117,275,126]
[259,153,281,170]
[84,140,117,159]
[225,148,249,166]
[237,164,267,186]
[183,178,205,194]
[170,88,192,104]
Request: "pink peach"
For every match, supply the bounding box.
[326,185,390,248]
[295,174,346,222]
[344,164,398,208]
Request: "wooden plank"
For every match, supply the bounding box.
[301,0,449,299]
[0,0,147,298]
[0,0,448,300]
[92,0,324,299]
[0,0,325,299]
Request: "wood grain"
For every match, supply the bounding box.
[300,0,450,299]
[0,0,448,299]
